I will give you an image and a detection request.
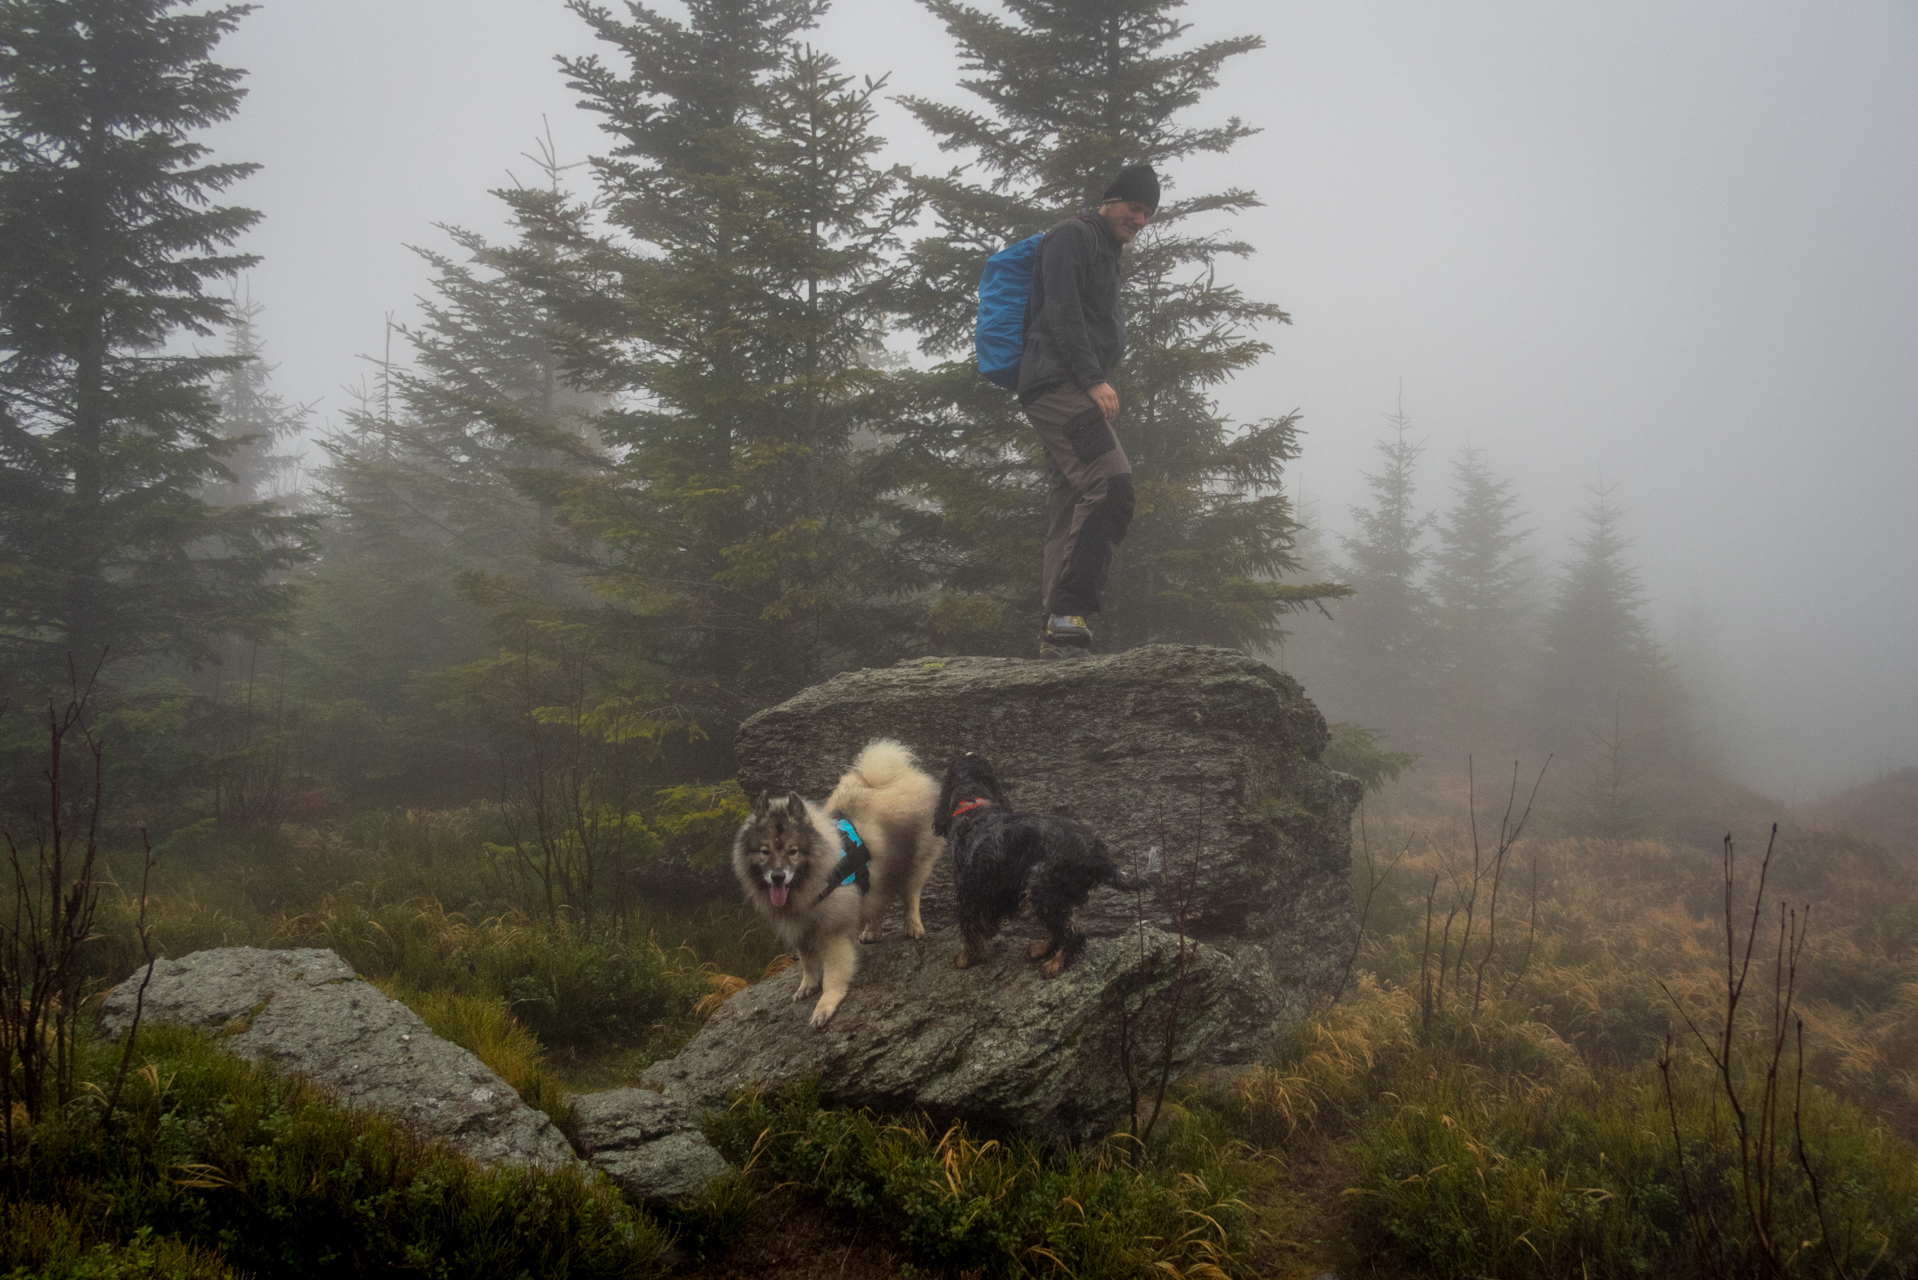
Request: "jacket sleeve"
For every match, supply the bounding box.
[1037,221,1107,389]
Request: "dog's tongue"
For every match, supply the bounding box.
[769,883,789,908]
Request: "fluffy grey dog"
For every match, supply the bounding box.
[732,740,942,1026]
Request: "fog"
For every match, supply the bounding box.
[206,0,1918,800]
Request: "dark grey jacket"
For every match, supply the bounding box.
[1017,214,1124,404]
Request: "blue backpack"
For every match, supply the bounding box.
[974,232,1043,390]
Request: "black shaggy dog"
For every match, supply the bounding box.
[934,751,1159,977]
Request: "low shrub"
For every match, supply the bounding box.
[283,898,711,1054]
[1,1206,237,1280]
[703,1080,1249,1278]
[1224,971,1918,1278]
[1350,1066,1682,1278]
[1349,1048,1918,1279]
[8,1028,672,1279]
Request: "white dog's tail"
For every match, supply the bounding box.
[843,737,920,790]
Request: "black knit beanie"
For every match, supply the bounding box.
[1101,163,1160,212]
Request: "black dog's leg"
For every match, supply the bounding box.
[956,901,1001,969]
[956,924,983,968]
[1031,890,1081,979]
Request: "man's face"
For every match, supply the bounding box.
[1099,199,1152,244]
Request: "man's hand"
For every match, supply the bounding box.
[1088,381,1119,423]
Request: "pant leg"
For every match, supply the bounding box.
[1022,386,1134,616]
[1041,460,1075,613]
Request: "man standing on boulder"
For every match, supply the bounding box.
[1018,163,1157,657]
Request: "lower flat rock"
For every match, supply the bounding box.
[643,925,1270,1145]
[571,1088,734,1204]
[99,947,575,1169]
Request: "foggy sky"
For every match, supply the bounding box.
[204,0,1918,800]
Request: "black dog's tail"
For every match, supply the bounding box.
[1100,844,1164,893]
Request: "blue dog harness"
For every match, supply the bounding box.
[814,818,872,904]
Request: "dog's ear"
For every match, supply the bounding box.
[785,790,807,815]
[752,790,770,815]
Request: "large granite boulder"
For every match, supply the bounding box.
[646,924,1259,1144]
[670,645,1361,1138]
[734,645,1362,1020]
[100,947,574,1169]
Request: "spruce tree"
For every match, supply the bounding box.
[204,289,308,507]
[288,171,606,803]
[515,0,920,739]
[892,0,1336,653]
[1535,482,1652,745]
[367,161,605,606]
[1427,444,1532,753]
[1533,482,1693,831]
[1326,407,1435,746]
[0,0,313,688]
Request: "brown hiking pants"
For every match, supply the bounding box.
[1023,385,1134,616]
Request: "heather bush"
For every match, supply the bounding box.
[5,1029,671,1279]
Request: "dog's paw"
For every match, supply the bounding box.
[1041,952,1067,980]
[1026,938,1056,960]
[792,981,820,1002]
[858,926,880,944]
[809,998,841,1028]
[905,920,925,940]
[953,947,973,969]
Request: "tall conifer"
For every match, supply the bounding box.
[893,0,1335,652]
[1428,444,1532,752]
[0,0,313,686]
[1326,408,1435,745]
[289,172,605,802]
[1534,482,1695,830]
[1535,482,1652,744]
[517,0,919,735]
[205,291,308,507]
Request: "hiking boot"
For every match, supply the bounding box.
[1037,638,1088,660]
[1043,614,1093,647]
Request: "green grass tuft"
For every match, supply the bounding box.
[702,1080,1249,1278]
[6,1028,672,1280]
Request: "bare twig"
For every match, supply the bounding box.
[1655,825,1815,1279]
[1793,1017,1852,1280]
[1118,779,1202,1145]
[1418,874,1439,1042]
[1334,801,1407,1004]
[1658,1033,1719,1279]
[101,826,160,1132]
[1,653,112,1173]
[1471,755,1549,1011]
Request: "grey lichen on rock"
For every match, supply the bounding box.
[735,644,1362,1022]
[570,1088,734,1205]
[645,924,1264,1144]
[650,646,1361,1141]
[99,947,576,1170]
